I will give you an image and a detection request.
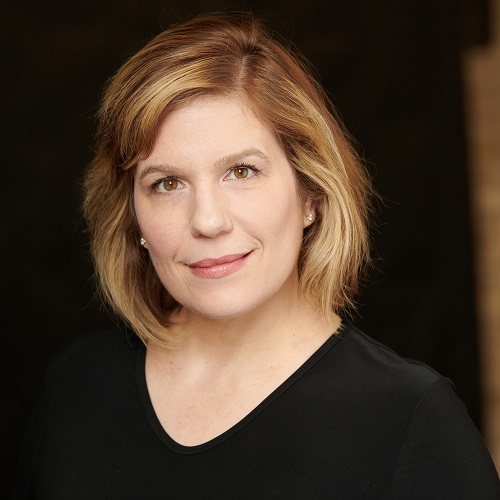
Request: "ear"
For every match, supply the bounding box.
[303,198,315,228]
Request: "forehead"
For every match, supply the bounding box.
[161,95,263,136]
[139,95,282,166]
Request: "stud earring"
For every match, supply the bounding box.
[306,213,314,221]
[140,237,147,247]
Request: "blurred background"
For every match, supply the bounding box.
[1,0,499,494]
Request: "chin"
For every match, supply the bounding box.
[187,303,257,321]
[179,291,269,321]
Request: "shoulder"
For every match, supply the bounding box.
[306,323,455,446]
[333,324,500,496]
[43,328,142,394]
[388,365,500,497]
[49,328,140,366]
[335,323,443,399]
[34,328,144,440]
[12,329,146,498]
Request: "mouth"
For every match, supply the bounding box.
[187,252,252,279]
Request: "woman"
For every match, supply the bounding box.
[14,12,499,498]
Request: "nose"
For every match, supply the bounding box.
[190,186,232,238]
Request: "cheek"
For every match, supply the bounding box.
[135,200,179,260]
[245,187,305,246]
[146,223,180,261]
[144,226,184,291]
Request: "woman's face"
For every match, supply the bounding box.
[134,95,313,320]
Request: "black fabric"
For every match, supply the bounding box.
[13,324,499,499]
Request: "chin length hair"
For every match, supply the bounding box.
[83,12,373,347]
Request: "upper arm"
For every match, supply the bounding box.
[390,377,499,499]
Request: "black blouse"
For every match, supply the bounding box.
[13,324,500,499]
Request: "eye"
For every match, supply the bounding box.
[226,164,260,181]
[161,178,179,191]
[233,166,250,179]
[151,177,183,193]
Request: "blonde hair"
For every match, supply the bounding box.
[83,12,372,347]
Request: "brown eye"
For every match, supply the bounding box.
[162,178,178,191]
[234,167,249,179]
[226,164,259,181]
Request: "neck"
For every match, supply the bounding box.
[157,284,339,370]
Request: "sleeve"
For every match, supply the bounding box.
[390,377,500,499]
[11,384,46,500]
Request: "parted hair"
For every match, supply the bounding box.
[83,12,373,347]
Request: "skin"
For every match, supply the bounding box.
[134,95,340,445]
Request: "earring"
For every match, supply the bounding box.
[140,237,147,246]
[306,213,314,221]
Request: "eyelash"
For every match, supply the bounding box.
[149,177,181,193]
[227,163,261,180]
[148,164,261,193]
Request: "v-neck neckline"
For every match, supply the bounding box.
[136,323,349,455]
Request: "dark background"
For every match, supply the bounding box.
[1,0,491,494]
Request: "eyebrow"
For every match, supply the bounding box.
[137,164,181,181]
[216,148,270,167]
[138,148,270,181]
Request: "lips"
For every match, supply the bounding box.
[187,252,251,279]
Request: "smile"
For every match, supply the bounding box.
[187,252,252,279]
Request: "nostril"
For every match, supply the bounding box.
[190,206,232,238]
